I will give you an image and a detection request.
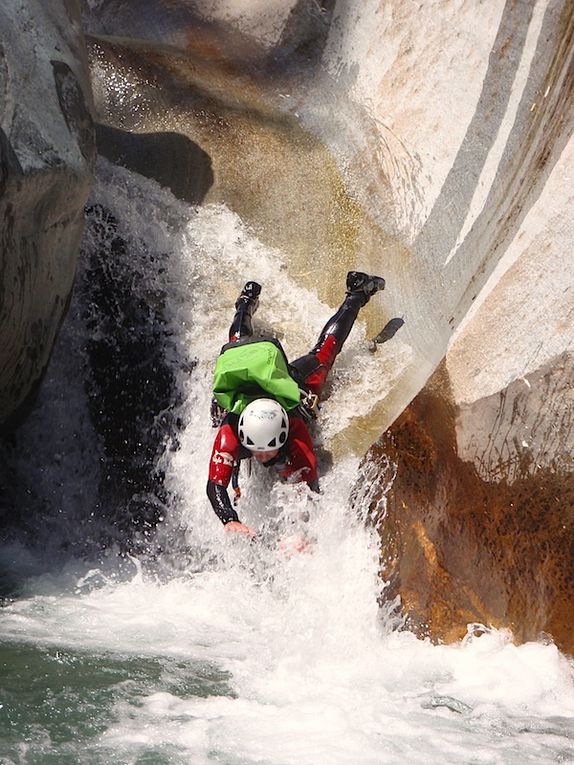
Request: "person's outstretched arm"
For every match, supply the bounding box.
[206,423,255,536]
[206,480,239,524]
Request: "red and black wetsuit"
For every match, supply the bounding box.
[207,290,367,525]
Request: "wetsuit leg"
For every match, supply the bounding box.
[290,292,365,396]
[228,304,254,342]
[228,281,261,342]
[211,282,261,427]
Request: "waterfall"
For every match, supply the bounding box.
[1,161,573,765]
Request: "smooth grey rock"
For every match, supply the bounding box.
[0,0,95,430]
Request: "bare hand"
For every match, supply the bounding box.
[278,535,314,557]
[224,521,257,538]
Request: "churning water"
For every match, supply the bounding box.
[1,162,574,765]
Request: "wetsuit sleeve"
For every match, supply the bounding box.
[207,423,241,524]
[206,481,240,524]
[282,417,318,486]
[208,423,240,485]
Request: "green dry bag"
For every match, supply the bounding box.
[212,338,301,415]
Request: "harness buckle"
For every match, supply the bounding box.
[298,389,319,421]
[210,398,225,428]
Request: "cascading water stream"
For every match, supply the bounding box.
[1,163,574,765]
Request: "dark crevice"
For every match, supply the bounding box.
[95,125,213,205]
[80,204,190,552]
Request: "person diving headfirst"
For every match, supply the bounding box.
[206,271,386,537]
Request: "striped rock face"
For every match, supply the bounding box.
[353,78,573,650]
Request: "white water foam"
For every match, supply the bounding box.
[2,163,574,764]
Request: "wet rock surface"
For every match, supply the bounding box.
[95,125,213,205]
[356,360,574,654]
[0,0,95,430]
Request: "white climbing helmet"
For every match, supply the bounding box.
[238,398,289,452]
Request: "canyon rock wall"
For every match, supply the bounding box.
[312,0,574,456]
[361,129,573,652]
[81,0,573,453]
[0,0,95,430]
[79,0,573,648]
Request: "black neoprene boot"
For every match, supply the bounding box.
[235,281,261,314]
[304,273,384,358]
[229,281,261,342]
[346,271,385,304]
[290,270,386,386]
